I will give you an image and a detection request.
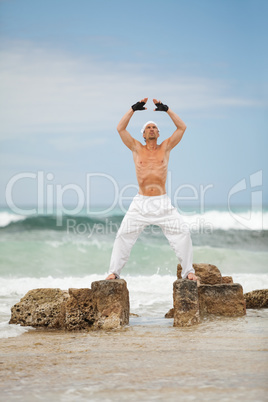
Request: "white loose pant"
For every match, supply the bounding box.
[109,194,195,279]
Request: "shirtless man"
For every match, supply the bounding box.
[106,98,197,281]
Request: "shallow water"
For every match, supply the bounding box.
[1,310,268,402]
[1,208,268,400]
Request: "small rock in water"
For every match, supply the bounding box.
[244,289,268,309]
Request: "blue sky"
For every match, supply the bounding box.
[0,0,267,212]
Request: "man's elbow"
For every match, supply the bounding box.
[179,125,187,139]
[117,124,124,134]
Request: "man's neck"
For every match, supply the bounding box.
[145,140,158,150]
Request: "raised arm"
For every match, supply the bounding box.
[153,99,187,151]
[117,98,148,150]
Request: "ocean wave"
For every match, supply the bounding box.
[0,212,124,232]
[1,209,268,232]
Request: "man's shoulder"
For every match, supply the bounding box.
[132,140,144,151]
[158,139,170,151]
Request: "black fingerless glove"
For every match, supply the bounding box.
[131,101,146,111]
[155,102,169,112]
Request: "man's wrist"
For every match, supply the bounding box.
[131,101,146,111]
[154,102,169,112]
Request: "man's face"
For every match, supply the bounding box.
[143,123,159,141]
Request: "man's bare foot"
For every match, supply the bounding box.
[187,273,198,281]
[105,273,117,280]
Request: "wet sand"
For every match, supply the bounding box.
[1,310,268,402]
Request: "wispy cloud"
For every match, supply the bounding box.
[0,152,64,169]
[0,40,263,141]
[49,136,107,152]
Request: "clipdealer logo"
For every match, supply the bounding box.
[5,171,213,223]
[5,170,264,231]
[227,170,263,230]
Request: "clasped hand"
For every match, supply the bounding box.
[131,98,169,112]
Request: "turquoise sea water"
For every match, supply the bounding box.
[0,206,267,338]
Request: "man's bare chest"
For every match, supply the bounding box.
[134,148,169,170]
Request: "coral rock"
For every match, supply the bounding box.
[9,288,69,328]
[177,263,222,285]
[222,276,234,284]
[244,289,268,309]
[9,280,130,330]
[165,308,174,318]
[173,279,200,327]
[65,288,95,330]
[91,280,130,329]
[198,284,246,316]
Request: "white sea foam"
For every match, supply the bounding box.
[183,210,268,231]
[1,274,267,302]
[0,211,26,227]
[0,321,35,338]
[232,273,268,293]
[0,275,104,298]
